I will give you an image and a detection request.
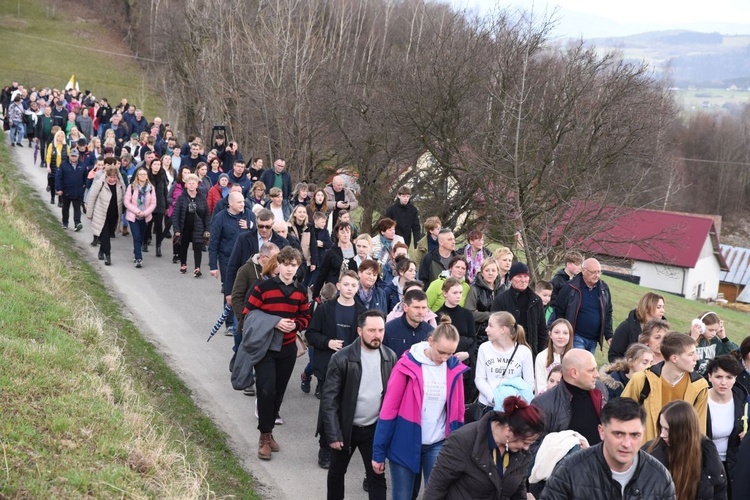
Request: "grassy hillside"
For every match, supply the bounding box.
[600,275,749,363]
[0,0,257,496]
[0,0,163,118]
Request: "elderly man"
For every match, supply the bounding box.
[55,148,87,231]
[260,158,293,200]
[490,262,548,356]
[209,192,256,336]
[553,258,613,354]
[325,175,359,228]
[532,349,608,449]
[418,228,457,286]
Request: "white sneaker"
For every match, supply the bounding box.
[275,415,284,426]
[254,398,259,418]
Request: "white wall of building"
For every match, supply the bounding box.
[629,236,721,299]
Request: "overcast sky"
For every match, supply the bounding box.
[452,0,750,38]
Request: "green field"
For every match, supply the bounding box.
[0,0,163,118]
[673,88,750,113]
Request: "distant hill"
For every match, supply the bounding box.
[585,30,750,88]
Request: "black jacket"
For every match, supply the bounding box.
[320,340,397,449]
[609,309,642,362]
[553,274,613,348]
[224,230,289,299]
[491,286,548,357]
[707,383,748,488]
[147,168,169,215]
[312,245,358,298]
[418,247,457,287]
[541,444,675,500]
[305,300,367,380]
[424,411,532,500]
[172,191,210,244]
[549,267,571,307]
[646,438,727,500]
[385,200,420,247]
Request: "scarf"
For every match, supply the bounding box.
[137,184,149,210]
[357,286,374,307]
[464,244,484,282]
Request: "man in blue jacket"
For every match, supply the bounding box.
[209,192,256,336]
[383,289,433,358]
[55,148,87,231]
[259,158,293,200]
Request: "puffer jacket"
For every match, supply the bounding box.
[608,309,642,362]
[320,340,397,450]
[707,383,748,489]
[147,168,169,215]
[123,183,157,223]
[646,438,726,500]
[541,445,675,500]
[172,190,210,244]
[86,176,124,236]
[465,274,508,343]
[424,411,532,500]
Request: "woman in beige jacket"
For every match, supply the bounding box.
[87,162,124,265]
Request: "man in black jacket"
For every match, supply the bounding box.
[549,250,582,307]
[306,271,367,468]
[385,185,420,248]
[491,262,548,356]
[541,398,675,500]
[321,309,396,500]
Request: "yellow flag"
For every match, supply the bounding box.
[65,75,75,91]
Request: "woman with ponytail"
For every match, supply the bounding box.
[475,312,534,410]
[424,395,544,499]
[372,316,468,500]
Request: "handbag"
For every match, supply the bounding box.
[464,342,520,422]
[295,333,307,358]
[203,231,210,246]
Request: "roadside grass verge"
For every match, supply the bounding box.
[0,140,258,496]
[0,0,163,118]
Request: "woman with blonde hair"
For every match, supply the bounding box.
[123,166,156,268]
[45,128,69,206]
[534,318,574,394]
[172,173,210,276]
[86,161,124,266]
[492,246,513,293]
[599,343,654,399]
[609,292,666,362]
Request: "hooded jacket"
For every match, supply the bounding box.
[621,360,709,442]
[372,342,468,473]
[385,200,421,247]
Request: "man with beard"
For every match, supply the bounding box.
[321,309,396,500]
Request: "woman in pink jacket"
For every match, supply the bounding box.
[372,316,467,500]
[123,166,156,268]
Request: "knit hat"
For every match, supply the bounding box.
[218,173,230,183]
[77,137,87,146]
[508,262,530,280]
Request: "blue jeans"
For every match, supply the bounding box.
[389,440,443,500]
[10,121,25,144]
[129,219,148,260]
[574,335,598,354]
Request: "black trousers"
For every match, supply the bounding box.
[61,197,82,226]
[99,213,119,255]
[255,342,297,433]
[146,212,164,247]
[327,423,386,500]
[178,237,203,268]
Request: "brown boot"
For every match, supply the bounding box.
[268,433,280,452]
[122,225,129,236]
[258,433,272,460]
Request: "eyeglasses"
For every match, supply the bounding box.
[257,224,273,230]
[583,268,602,274]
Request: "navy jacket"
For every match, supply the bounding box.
[55,159,87,199]
[383,314,434,359]
[227,171,252,197]
[553,274,613,347]
[208,207,256,275]
[224,229,288,298]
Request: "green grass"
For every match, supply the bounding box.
[0,135,258,497]
[0,0,163,118]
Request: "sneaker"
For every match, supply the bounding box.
[243,386,255,396]
[314,383,322,399]
[300,373,312,394]
[318,447,331,469]
[61,224,68,230]
[275,414,284,426]
[75,223,83,232]
[224,325,235,336]
[135,259,142,268]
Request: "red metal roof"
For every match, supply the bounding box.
[560,201,726,269]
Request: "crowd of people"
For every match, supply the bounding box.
[7,81,750,500]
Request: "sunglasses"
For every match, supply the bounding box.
[257,224,273,230]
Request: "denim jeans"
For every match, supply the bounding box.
[389,440,443,500]
[10,121,25,144]
[574,335,598,354]
[129,218,148,260]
